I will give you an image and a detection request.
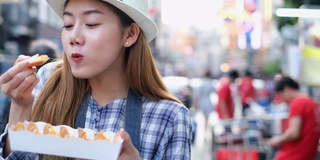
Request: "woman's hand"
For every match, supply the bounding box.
[1,55,39,157]
[0,55,38,108]
[118,129,140,160]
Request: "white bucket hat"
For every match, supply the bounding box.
[46,0,158,43]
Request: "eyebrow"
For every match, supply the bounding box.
[63,9,105,17]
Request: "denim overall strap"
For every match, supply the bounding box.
[125,88,142,151]
[75,92,90,129]
[74,88,142,150]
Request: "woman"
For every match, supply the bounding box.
[0,0,192,159]
[193,70,215,130]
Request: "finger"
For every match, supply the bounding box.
[3,68,35,90]
[0,60,29,85]
[14,55,31,64]
[1,69,35,96]
[12,73,38,96]
[118,128,140,160]
[119,128,134,151]
[120,128,131,141]
[24,76,39,95]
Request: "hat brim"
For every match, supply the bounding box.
[46,0,158,43]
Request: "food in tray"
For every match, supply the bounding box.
[12,122,25,131]
[43,123,58,135]
[60,126,70,138]
[77,128,88,140]
[94,130,111,142]
[28,54,50,67]
[27,122,40,135]
[113,132,121,143]
[10,121,115,142]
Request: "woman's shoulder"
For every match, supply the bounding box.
[142,97,189,116]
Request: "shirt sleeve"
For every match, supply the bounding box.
[0,125,38,159]
[162,107,192,160]
[33,61,60,101]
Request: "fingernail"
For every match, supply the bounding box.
[120,128,125,133]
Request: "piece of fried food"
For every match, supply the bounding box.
[11,122,25,131]
[94,130,111,142]
[77,128,88,140]
[27,122,40,135]
[43,123,57,135]
[60,126,70,138]
[113,133,121,143]
[28,54,49,67]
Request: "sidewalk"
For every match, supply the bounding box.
[191,111,213,160]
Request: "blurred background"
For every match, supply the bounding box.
[1,0,320,159]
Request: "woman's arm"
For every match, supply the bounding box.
[0,55,38,157]
[163,107,192,159]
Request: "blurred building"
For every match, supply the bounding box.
[0,0,62,55]
[157,0,276,78]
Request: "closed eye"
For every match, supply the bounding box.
[63,25,73,29]
[86,24,99,28]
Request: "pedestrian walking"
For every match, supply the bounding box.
[238,70,255,116]
[0,0,193,159]
[193,70,215,130]
[216,69,239,120]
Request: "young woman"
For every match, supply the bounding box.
[0,0,192,159]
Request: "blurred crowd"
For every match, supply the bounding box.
[163,68,320,160]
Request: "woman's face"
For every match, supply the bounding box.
[62,0,126,79]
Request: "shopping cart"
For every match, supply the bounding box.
[211,118,274,160]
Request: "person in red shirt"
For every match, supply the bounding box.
[268,76,320,160]
[238,70,255,116]
[216,70,239,119]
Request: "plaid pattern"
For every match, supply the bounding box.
[0,62,192,160]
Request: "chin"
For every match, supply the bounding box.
[73,74,90,79]
[71,71,91,79]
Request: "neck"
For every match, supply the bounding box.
[89,72,129,106]
[289,90,305,102]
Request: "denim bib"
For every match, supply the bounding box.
[74,88,142,150]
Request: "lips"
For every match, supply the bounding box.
[71,53,84,63]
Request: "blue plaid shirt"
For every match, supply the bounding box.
[0,62,192,160]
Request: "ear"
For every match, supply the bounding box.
[123,23,140,47]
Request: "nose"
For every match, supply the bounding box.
[69,25,84,46]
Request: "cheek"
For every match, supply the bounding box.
[61,33,69,50]
[282,93,290,101]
